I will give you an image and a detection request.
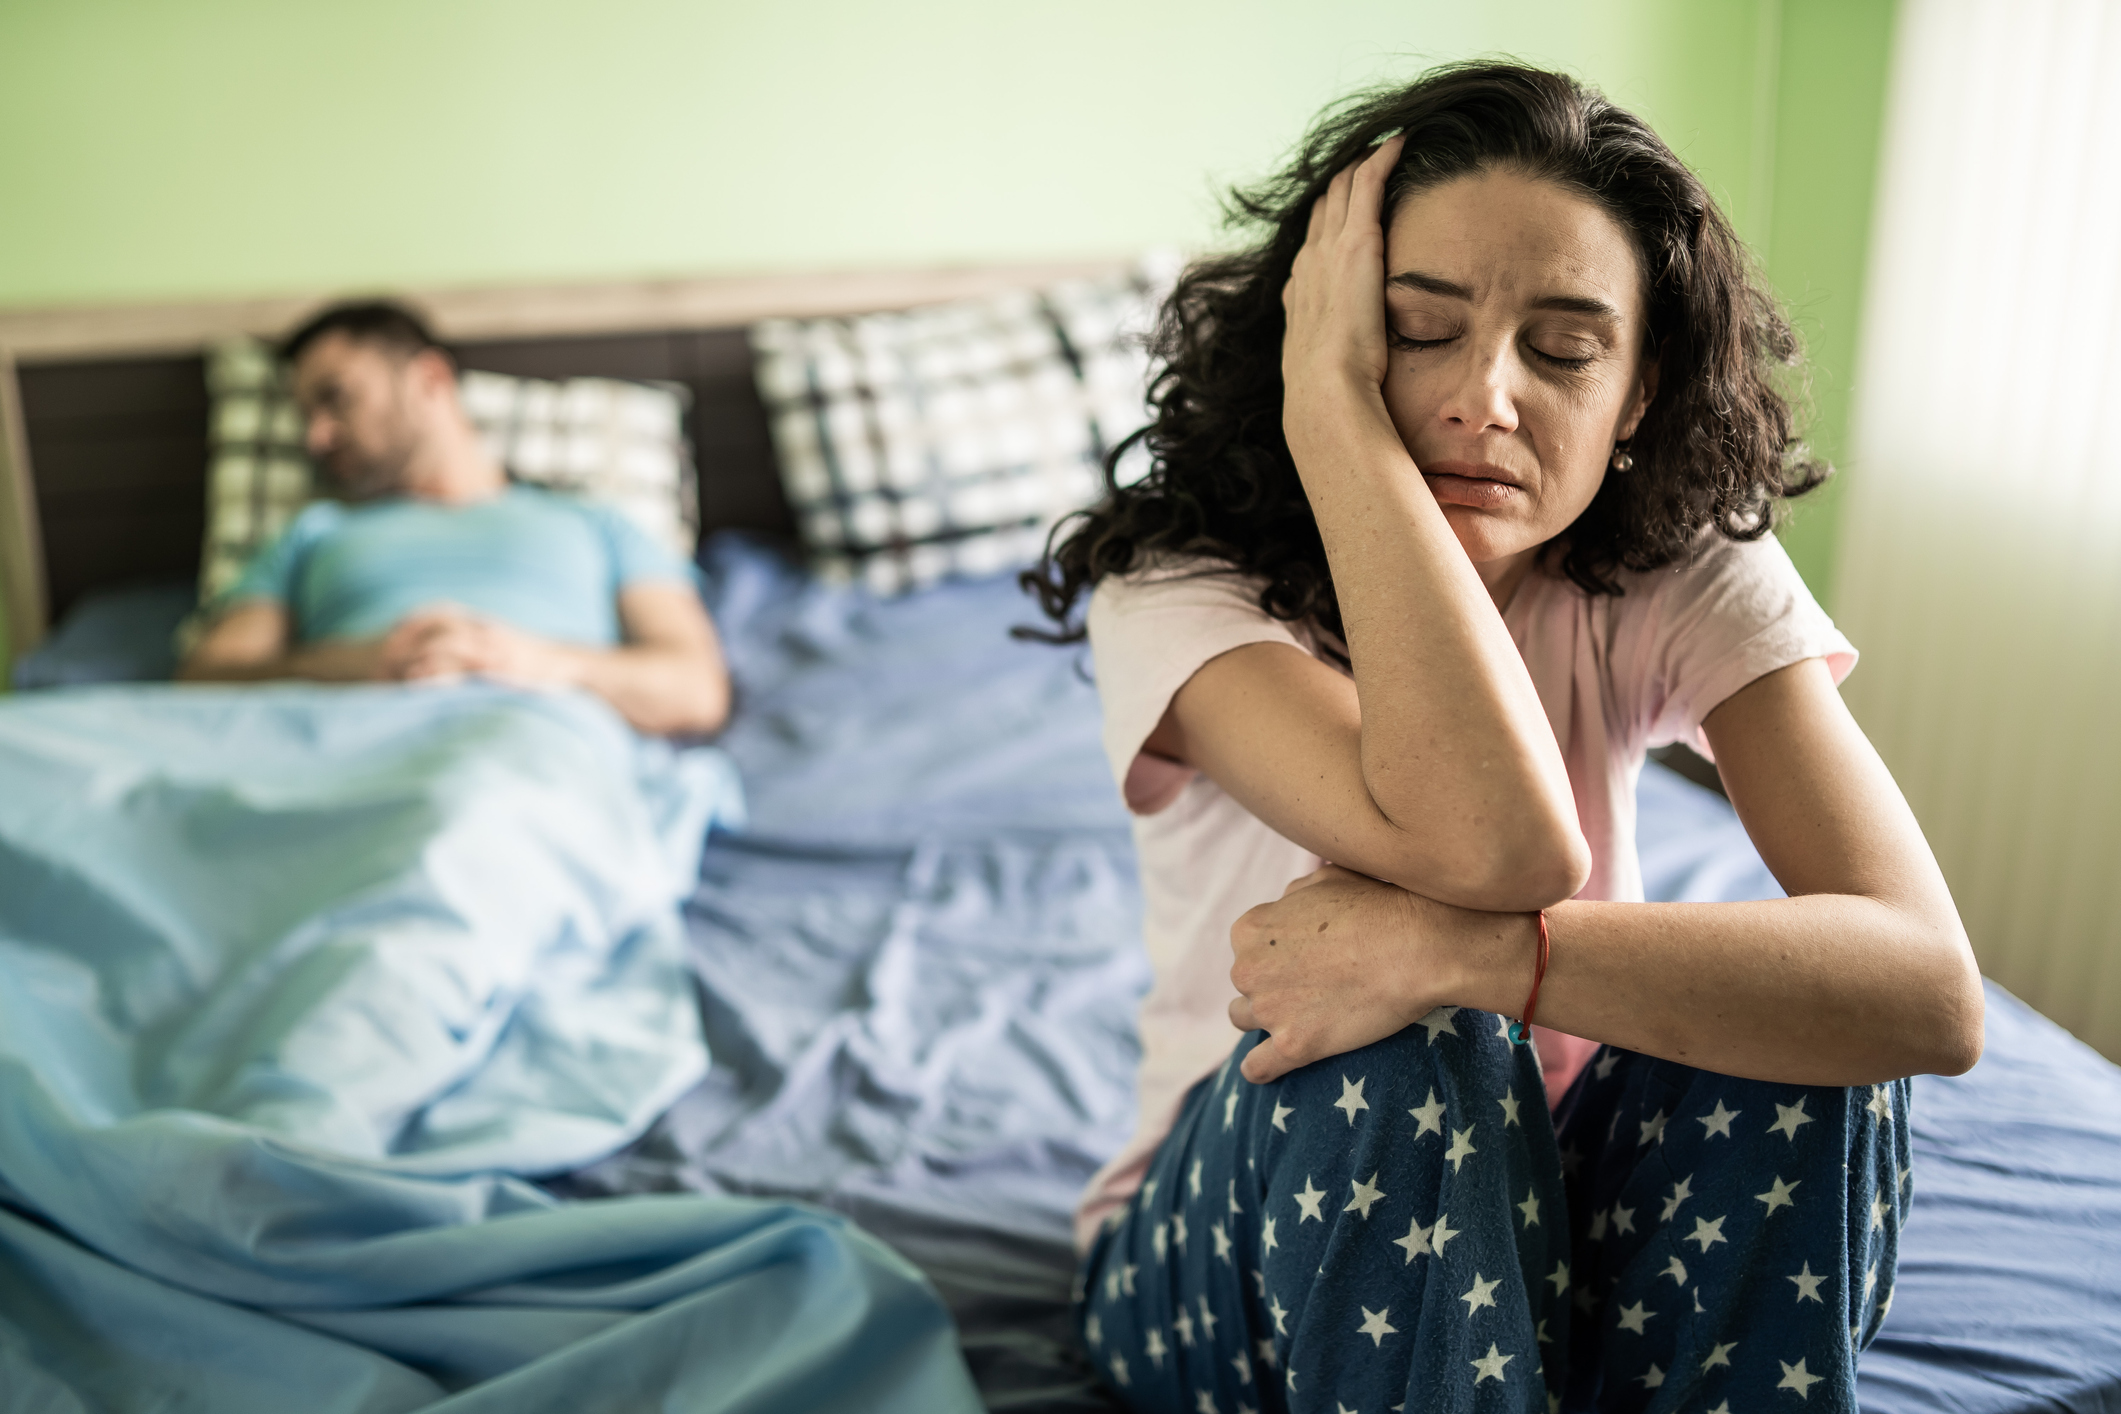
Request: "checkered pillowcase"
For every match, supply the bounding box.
[199,338,700,604]
[749,261,1170,595]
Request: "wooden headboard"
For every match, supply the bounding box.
[0,262,1129,660]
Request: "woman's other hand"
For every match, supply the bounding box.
[1280,134,1405,452]
[1227,864,1540,1083]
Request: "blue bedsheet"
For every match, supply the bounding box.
[0,680,983,1412]
[8,538,2118,1412]
[570,538,2121,1413]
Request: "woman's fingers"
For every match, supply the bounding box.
[1228,994,1258,1032]
[1320,161,1356,238]
[1240,1036,1297,1085]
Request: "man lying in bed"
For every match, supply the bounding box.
[180,301,729,736]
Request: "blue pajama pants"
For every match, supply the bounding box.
[1079,1012,1908,1413]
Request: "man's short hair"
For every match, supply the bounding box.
[279,300,452,369]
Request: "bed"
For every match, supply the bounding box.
[3,279,2116,1412]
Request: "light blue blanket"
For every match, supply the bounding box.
[0,682,983,1412]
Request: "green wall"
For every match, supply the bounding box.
[0,0,1892,640]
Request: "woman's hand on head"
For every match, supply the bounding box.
[1229,863,1453,1083]
[1281,135,1406,442]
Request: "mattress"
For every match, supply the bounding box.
[15,537,2120,1412]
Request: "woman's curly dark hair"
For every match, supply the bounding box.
[1023,60,1825,644]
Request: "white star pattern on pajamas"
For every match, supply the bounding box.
[1639,1109,1669,1146]
[1172,1214,1189,1253]
[1587,1207,1608,1241]
[1593,1050,1621,1081]
[1697,1099,1740,1138]
[1547,1261,1569,1296]
[1498,1087,1521,1127]
[1105,1268,1121,1301]
[1518,1188,1541,1227]
[1702,1340,1736,1369]
[1660,1254,1688,1286]
[1195,1390,1217,1414]
[1294,1176,1327,1222]
[1768,1097,1815,1141]
[1756,1175,1800,1215]
[1334,1075,1370,1124]
[1408,1089,1446,1138]
[1445,1126,1477,1173]
[1199,1296,1219,1340]
[1898,1164,1912,1193]
[1640,1364,1665,1388]
[1232,1349,1252,1383]
[1864,1263,1877,1297]
[1271,1100,1294,1133]
[1285,1367,1298,1393]
[1087,1313,1103,1347]
[1153,1221,1168,1261]
[1779,1357,1825,1398]
[1469,1344,1514,1383]
[1121,1263,1139,1296]
[1251,1269,1265,1298]
[1871,1194,1890,1231]
[1609,1204,1636,1236]
[1616,1300,1654,1334]
[1190,1158,1204,1198]
[1268,1293,1290,1335]
[1392,1215,1436,1262]
[1687,1215,1729,1251]
[1224,1088,1240,1130]
[1788,1261,1826,1303]
[1868,1084,1894,1124]
[1255,1336,1277,1369]
[1174,1307,1195,1347]
[1418,1007,1460,1043]
[1346,1173,1387,1218]
[1495,1013,1515,1041]
[1144,1178,1158,1203]
[1692,1288,1705,1314]
[1145,1327,1168,1368]
[1213,1221,1233,1263]
[1261,1217,1279,1256]
[1358,1305,1399,1345]
[1659,1175,1693,1221]
[1461,1273,1501,1314]
[1110,1354,1131,1387]
[1707,1403,1732,1414]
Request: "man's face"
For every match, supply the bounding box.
[289,332,427,500]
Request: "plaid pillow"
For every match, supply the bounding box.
[750,262,1169,595]
[197,338,700,604]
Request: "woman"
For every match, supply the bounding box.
[1026,63,1981,1414]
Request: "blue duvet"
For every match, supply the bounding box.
[0,682,982,1412]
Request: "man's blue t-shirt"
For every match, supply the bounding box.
[227,487,692,645]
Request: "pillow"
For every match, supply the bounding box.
[197,338,700,604]
[749,261,1170,595]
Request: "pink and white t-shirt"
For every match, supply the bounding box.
[1073,531,1855,1252]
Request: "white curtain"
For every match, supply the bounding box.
[1835,0,2121,1057]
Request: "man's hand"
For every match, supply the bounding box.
[1228,865,1538,1084]
[383,605,573,687]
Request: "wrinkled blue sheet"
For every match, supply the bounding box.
[569,539,2120,1413]
[0,681,983,1413]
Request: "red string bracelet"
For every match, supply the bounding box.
[1506,909,1550,1046]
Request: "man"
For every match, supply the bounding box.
[181,302,730,736]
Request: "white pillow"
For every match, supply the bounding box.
[749,261,1170,596]
[198,337,700,604]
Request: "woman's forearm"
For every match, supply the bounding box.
[1287,389,1588,904]
[1441,892,1984,1086]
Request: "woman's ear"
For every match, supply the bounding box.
[1620,349,1661,439]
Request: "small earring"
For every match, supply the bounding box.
[1609,441,1634,474]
